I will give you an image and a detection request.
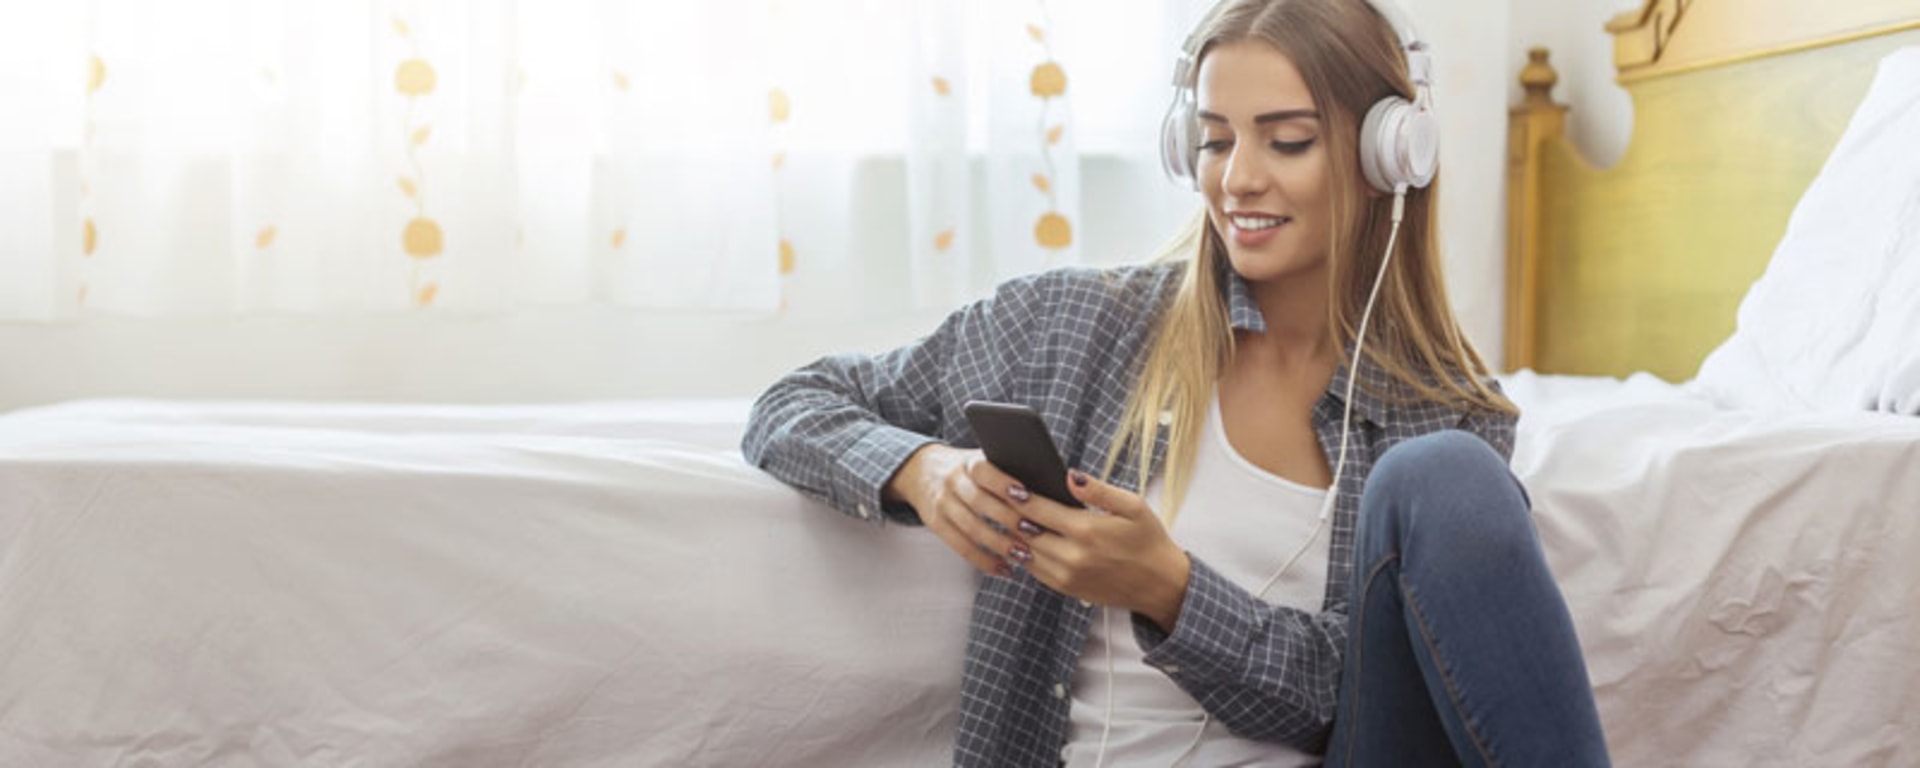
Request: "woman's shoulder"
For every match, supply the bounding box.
[1370,365,1518,432]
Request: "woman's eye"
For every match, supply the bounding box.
[1272,138,1316,155]
[1197,139,1232,153]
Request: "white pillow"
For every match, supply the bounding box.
[1692,46,1920,415]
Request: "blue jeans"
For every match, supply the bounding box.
[1324,431,1610,767]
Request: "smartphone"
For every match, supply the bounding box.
[962,400,1084,508]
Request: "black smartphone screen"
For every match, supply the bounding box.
[962,400,1084,508]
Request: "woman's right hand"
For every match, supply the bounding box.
[888,443,1034,578]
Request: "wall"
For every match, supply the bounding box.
[0,1,1647,413]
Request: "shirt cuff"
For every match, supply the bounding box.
[1133,554,1259,687]
[832,421,941,526]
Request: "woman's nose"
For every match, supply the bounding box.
[1222,148,1268,198]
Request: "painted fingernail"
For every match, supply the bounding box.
[1009,543,1032,563]
[1017,519,1044,536]
[1070,469,1089,487]
[1008,484,1030,503]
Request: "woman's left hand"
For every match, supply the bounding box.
[971,462,1192,633]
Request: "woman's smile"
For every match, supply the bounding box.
[1226,212,1293,248]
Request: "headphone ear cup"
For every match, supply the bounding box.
[1360,95,1439,194]
[1360,96,1409,194]
[1401,106,1438,189]
[1159,90,1198,189]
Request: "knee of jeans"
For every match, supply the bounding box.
[1369,430,1508,497]
[1364,430,1530,543]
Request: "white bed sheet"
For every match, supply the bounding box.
[1506,371,1920,766]
[0,400,976,767]
[1,381,1915,766]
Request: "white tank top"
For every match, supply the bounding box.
[1062,392,1330,767]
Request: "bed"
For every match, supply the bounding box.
[0,399,976,766]
[3,0,1918,765]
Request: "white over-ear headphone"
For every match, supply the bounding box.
[1158,0,1438,195]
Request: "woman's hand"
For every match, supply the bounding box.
[889,445,1193,631]
[888,443,1030,579]
[971,463,1193,633]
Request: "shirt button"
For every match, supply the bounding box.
[1158,410,1175,426]
[856,504,872,519]
[1079,599,1092,608]
[1053,683,1067,699]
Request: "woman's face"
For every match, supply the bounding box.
[1194,41,1333,285]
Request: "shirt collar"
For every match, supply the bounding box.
[1222,267,1267,334]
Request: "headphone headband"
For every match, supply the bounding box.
[1160,0,1439,194]
[1362,0,1424,57]
[1172,0,1424,82]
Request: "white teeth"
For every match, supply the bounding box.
[1230,214,1288,231]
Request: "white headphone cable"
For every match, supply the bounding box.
[1095,605,1116,766]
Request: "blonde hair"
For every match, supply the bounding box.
[1101,0,1514,522]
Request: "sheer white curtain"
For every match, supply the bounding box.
[0,0,1210,322]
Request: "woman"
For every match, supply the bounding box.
[741,0,1610,765]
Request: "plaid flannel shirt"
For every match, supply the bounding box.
[741,260,1516,767]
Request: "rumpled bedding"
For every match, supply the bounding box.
[1506,371,1919,766]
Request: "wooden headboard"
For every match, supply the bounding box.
[1504,0,1920,380]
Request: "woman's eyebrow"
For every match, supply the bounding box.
[1195,109,1321,124]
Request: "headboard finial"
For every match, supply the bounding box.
[1520,48,1559,109]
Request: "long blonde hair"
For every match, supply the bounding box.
[1101,0,1514,520]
